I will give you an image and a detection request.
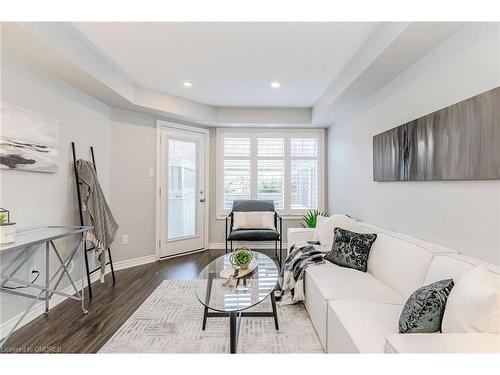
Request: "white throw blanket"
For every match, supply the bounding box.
[277,241,329,305]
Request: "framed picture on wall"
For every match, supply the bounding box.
[0,102,59,173]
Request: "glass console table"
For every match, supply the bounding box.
[195,251,279,353]
[0,226,91,349]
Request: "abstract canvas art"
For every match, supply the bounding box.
[373,87,500,181]
[0,102,59,173]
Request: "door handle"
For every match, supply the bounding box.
[200,198,206,203]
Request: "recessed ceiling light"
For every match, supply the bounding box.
[183,81,193,88]
[270,81,280,89]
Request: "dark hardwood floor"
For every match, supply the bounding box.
[3,249,277,353]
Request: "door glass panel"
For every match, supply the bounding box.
[168,138,197,240]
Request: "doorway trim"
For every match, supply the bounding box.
[155,120,210,261]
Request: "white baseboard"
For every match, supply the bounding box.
[159,248,205,260]
[207,242,288,250]
[112,254,157,271]
[0,253,157,341]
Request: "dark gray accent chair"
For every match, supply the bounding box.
[225,200,283,265]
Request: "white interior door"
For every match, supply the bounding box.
[160,127,206,257]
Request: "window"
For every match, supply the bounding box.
[217,129,324,216]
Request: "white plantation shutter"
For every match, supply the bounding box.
[291,138,318,157]
[290,137,320,210]
[291,159,318,209]
[257,159,284,209]
[257,138,284,157]
[223,159,251,210]
[256,138,284,209]
[218,130,323,215]
[223,138,251,210]
[224,137,251,157]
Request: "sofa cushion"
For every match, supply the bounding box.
[442,266,500,334]
[398,279,454,333]
[358,222,397,236]
[303,262,403,351]
[304,270,329,350]
[325,228,377,272]
[424,254,500,285]
[305,262,403,304]
[327,300,403,353]
[367,233,434,299]
[227,229,279,241]
[318,214,362,251]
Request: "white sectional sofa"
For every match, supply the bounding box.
[287,222,500,353]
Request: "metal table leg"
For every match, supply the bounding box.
[0,240,79,349]
[203,297,278,353]
[50,241,83,301]
[45,242,50,314]
[270,290,279,330]
[0,281,51,349]
[229,311,238,354]
[202,272,214,330]
[0,246,33,288]
[81,235,87,314]
[0,236,88,349]
[46,241,80,300]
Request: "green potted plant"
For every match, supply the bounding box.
[229,248,254,269]
[0,207,16,245]
[300,209,328,228]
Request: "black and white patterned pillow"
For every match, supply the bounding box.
[398,279,454,333]
[324,227,377,272]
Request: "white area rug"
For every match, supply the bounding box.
[99,280,323,353]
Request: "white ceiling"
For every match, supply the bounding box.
[71,22,378,107]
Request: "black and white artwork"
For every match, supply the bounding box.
[373,87,500,181]
[0,102,59,173]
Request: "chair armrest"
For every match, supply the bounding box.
[225,213,233,239]
[384,333,500,353]
[275,212,282,235]
[287,228,316,251]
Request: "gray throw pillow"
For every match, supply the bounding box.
[324,227,377,272]
[399,279,454,333]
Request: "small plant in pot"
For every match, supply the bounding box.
[229,248,253,269]
[0,207,16,245]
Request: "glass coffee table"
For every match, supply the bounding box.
[195,251,279,353]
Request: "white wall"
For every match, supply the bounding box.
[0,51,112,329]
[109,108,157,263]
[328,23,500,264]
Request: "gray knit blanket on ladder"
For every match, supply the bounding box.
[77,159,118,283]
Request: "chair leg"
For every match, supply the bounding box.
[230,241,233,252]
[225,238,228,254]
[274,240,278,262]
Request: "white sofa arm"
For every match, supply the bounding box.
[384,333,500,353]
[287,228,316,252]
